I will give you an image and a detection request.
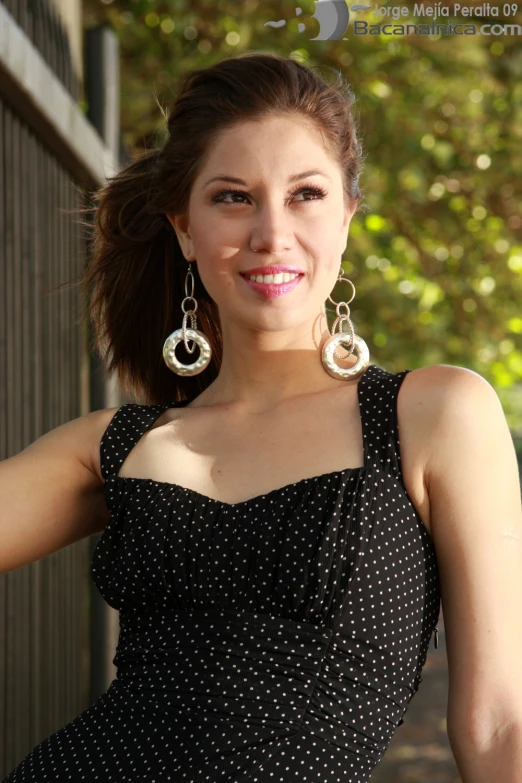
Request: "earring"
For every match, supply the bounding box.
[163,262,212,376]
[321,266,370,381]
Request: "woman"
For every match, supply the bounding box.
[2,51,522,783]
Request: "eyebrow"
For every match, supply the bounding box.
[203,170,331,187]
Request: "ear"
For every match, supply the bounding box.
[343,199,356,232]
[165,212,194,260]
[340,201,355,252]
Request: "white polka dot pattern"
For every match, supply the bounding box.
[3,364,441,782]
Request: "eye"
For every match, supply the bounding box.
[211,184,328,205]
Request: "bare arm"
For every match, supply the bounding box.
[423,365,522,782]
[0,408,119,574]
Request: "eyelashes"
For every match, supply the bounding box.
[211,183,328,206]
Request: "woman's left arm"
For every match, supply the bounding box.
[424,365,522,783]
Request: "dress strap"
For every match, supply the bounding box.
[358,364,412,483]
[99,403,171,482]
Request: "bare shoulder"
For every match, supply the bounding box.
[399,362,495,421]
[399,362,505,477]
[401,362,491,398]
[393,364,500,530]
[26,406,123,484]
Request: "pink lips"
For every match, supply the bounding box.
[241,265,304,276]
[240,271,304,299]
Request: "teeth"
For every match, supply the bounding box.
[245,272,300,283]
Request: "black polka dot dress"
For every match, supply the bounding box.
[3,364,441,782]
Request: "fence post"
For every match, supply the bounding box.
[84,23,123,705]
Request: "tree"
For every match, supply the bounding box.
[83,0,522,430]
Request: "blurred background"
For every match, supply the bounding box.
[0,1,521,780]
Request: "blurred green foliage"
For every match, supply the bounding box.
[83,0,522,431]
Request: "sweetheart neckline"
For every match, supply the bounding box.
[106,465,365,509]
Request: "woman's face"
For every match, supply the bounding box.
[167,115,356,337]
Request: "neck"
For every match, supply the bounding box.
[198,315,361,412]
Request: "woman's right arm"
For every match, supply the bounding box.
[0,407,120,574]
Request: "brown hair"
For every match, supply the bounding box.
[77,51,366,405]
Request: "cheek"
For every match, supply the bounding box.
[314,233,343,270]
[193,212,241,257]
[191,242,234,300]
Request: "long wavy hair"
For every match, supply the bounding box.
[75,51,366,405]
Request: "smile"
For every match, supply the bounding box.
[239,272,304,299]
[243,272,300,283]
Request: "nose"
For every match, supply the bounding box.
[249,200,294,254]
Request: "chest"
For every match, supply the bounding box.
[109,374,433,539]
[117,388,365,504]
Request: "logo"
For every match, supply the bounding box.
[265,2,522,39]
[265,1,371,41]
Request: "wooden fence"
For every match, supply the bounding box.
[0,0,119,774]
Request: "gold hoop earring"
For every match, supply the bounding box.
[321,266,370,381]
[163,262,212,376]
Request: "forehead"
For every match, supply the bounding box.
[196,117,338,179]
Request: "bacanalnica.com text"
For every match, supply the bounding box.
[354,20,521,34]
